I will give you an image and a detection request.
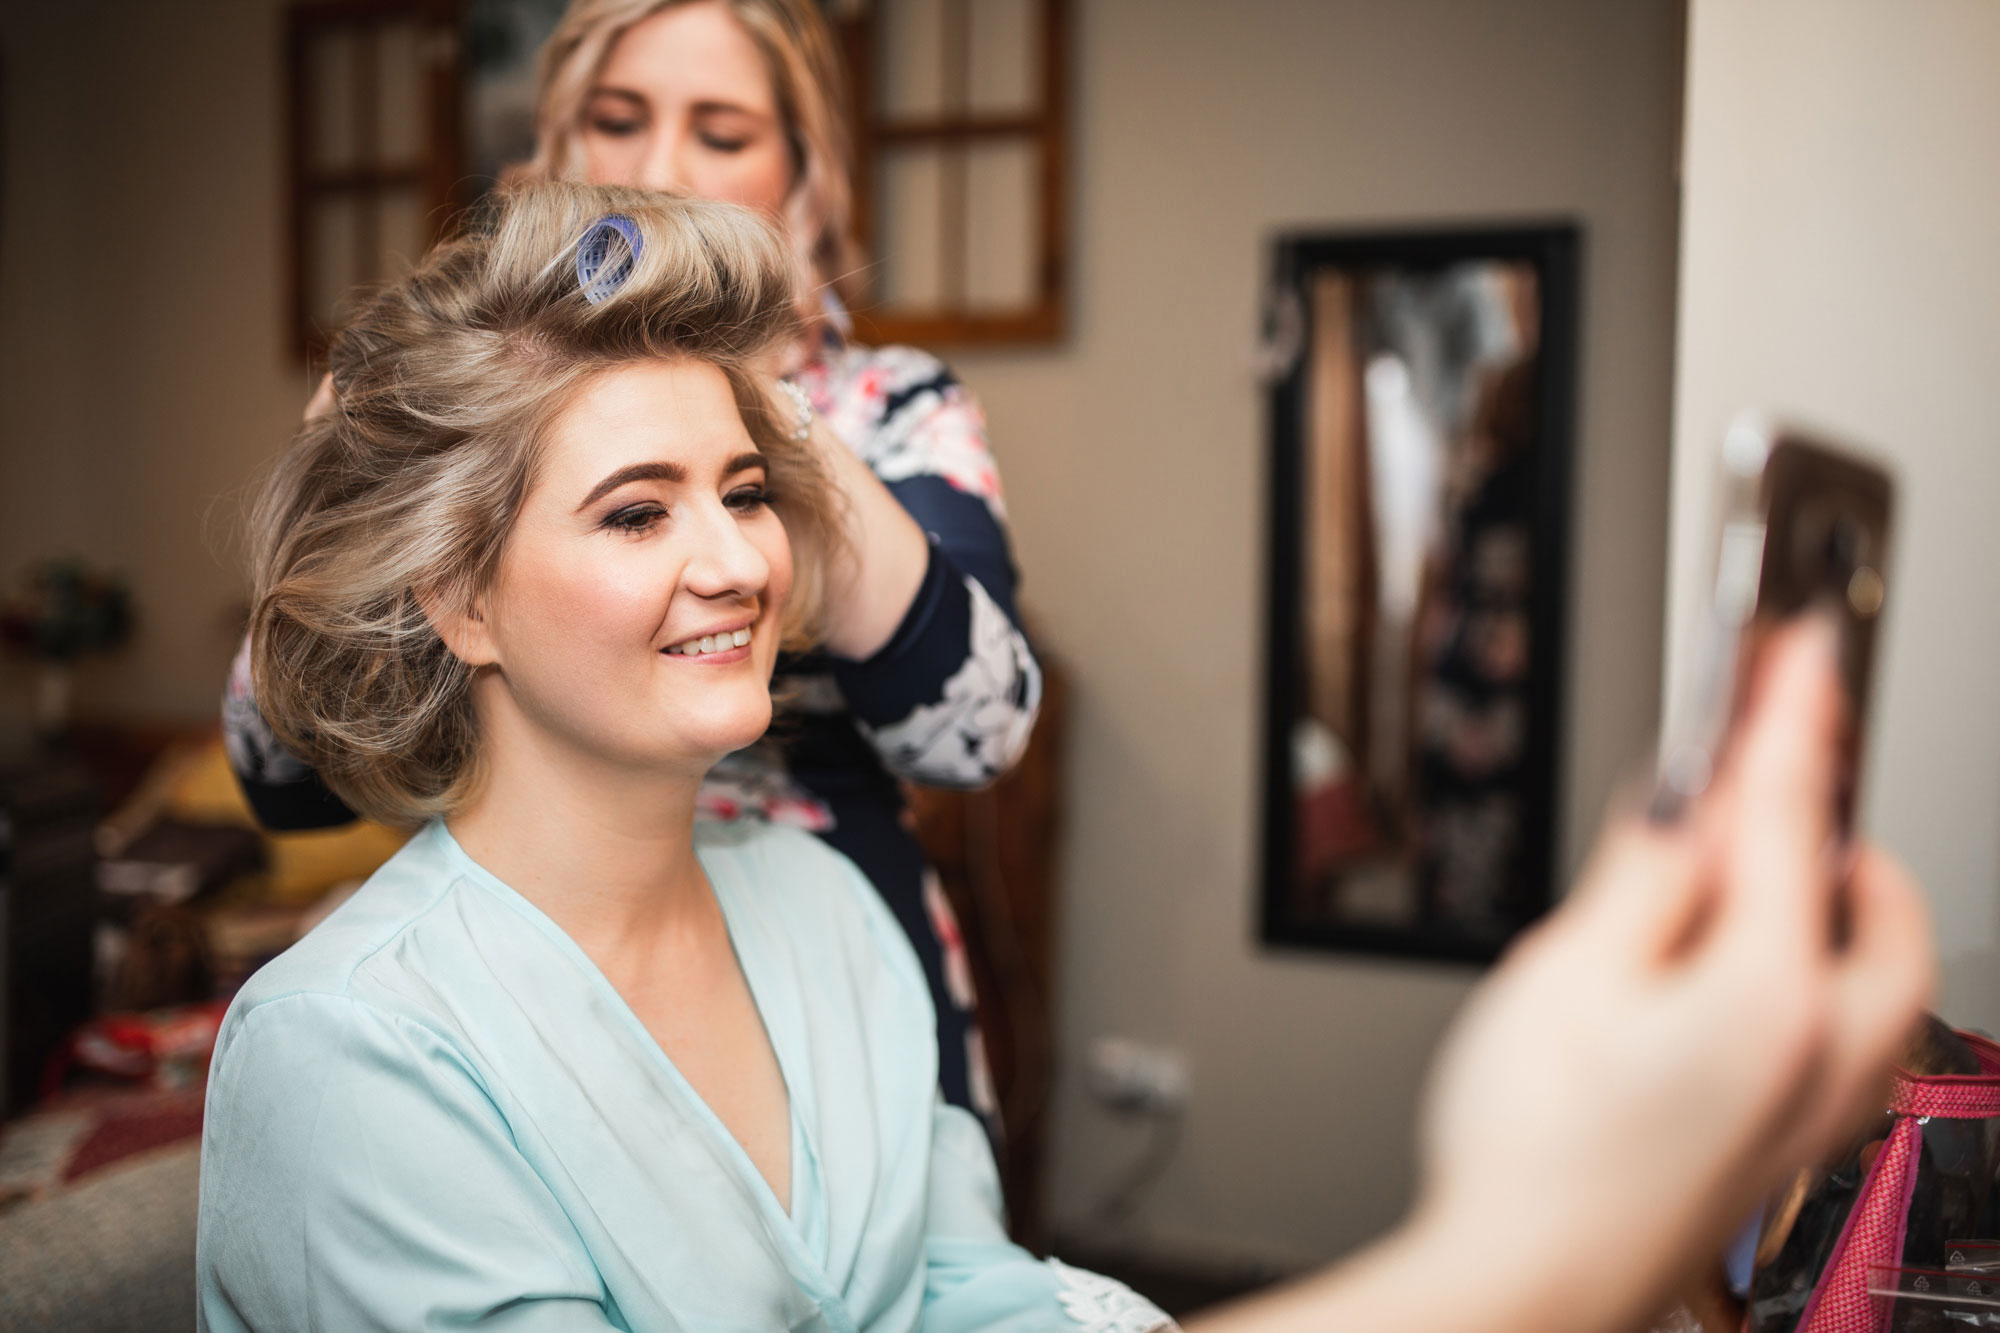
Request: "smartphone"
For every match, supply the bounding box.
[1653,415,1895,839]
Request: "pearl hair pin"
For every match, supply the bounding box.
[777,378,814,443]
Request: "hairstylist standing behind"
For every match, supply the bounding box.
[224,0,1036,1129]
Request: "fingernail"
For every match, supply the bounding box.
[1645,783,1690,828]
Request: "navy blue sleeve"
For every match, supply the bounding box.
[882,474,1024,628]
[237,768,358,832]
[799,349,1043,788]
[222,637,359,832]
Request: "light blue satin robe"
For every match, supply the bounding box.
[195,821,1165,1332]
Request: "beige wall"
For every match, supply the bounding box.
[0,0,322,724]
[0,0,1684,1269]
[953,0,1684,1264]
[1668,1,2000,1034]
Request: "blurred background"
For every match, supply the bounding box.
[1,0,1997,1326]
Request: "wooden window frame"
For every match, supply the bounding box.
[285,0,464,362]
[837,0,1069,346]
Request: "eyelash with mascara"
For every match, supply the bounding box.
[600,487,768,536]
[583,118,747,154]
[603,504,664,534]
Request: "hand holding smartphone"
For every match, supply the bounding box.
[1656,415,1897,1314]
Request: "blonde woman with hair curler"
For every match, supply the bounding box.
[201,180,1171,1331]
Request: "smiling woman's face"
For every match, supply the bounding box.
[464,358,792,772]
[579,2,794,220]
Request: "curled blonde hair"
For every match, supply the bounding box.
[521,0,863,325]
[247,181,843,826]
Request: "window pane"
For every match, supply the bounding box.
[378,187,430,278]
[876,0,947,120]
[964,137,1038,309]
[873,144,947,309]
[307,193,364,331]
[306,28,359,173]
[967,0,1038,115]
[376,19,428,167]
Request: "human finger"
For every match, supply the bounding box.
[1707,616,1845,960]
[1557,817,1711,969]
[1779,845,1935,1164]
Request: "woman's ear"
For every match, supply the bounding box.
[417,584,499,668]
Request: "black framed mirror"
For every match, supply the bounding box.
[1259,223,1579,963]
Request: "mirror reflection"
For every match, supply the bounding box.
[1267,231,1576,959]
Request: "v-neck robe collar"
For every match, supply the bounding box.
[397,822,929,1330]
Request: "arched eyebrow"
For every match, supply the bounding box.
[575,453,766,512]
[687,100,773,123]
[587,86,772,124]
[577,461,682,511]
[585,87,646,108]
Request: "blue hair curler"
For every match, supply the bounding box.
[576,213,644,305]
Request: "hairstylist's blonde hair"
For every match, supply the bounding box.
[523,0,863,324]
[246,182,843,827]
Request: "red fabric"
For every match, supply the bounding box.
[1797,1031,2000,1332]
[1887,1031,2000,1118]
[1890,1077,2000,1119]
[61,1095,205,1183]
[1296,777,1379,879]
[47,999,228,1096]
[1803,1114,1921,1333]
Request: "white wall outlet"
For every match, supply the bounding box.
[1086,1036,1191,1115]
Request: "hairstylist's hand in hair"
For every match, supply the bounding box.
[305,372,337,422]
[755,373,928,661]
[1195,618,1934,1333]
